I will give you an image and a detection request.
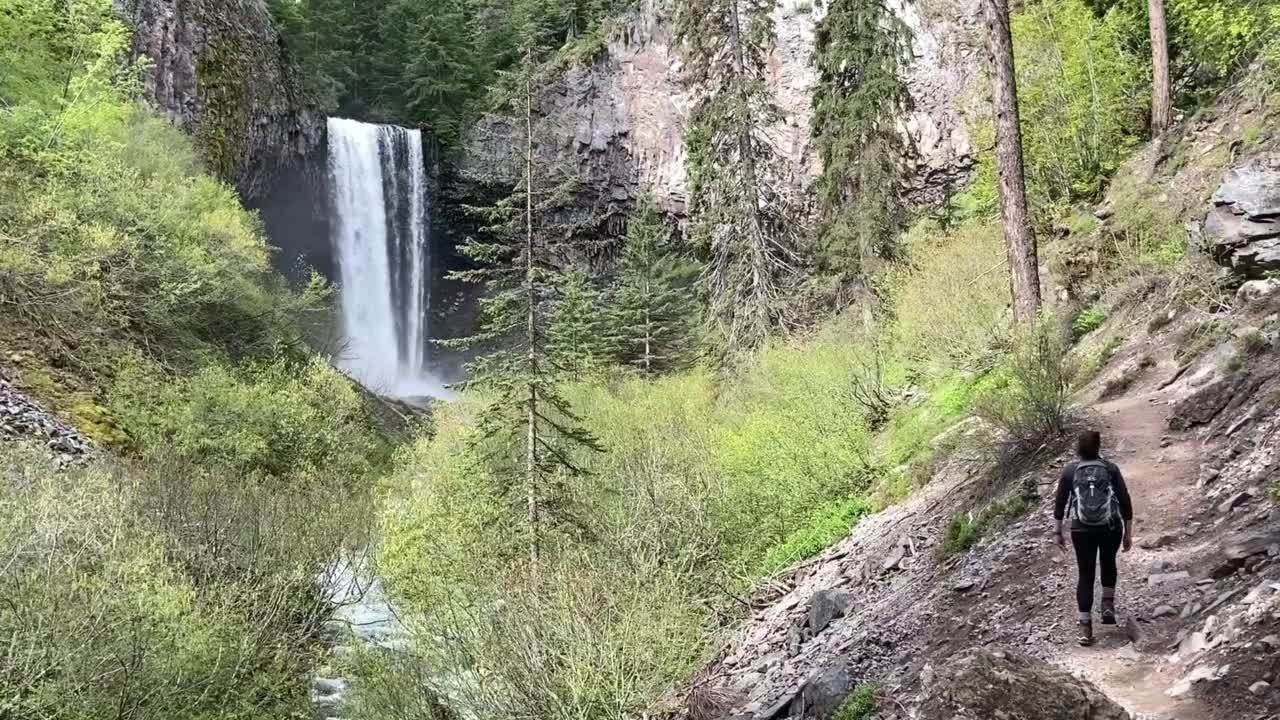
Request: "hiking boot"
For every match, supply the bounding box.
[1100,599,1117,625]
[1078,618,1094,646]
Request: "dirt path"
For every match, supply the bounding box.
[1054,382,1211,720]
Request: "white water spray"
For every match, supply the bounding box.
[327,118,447,398]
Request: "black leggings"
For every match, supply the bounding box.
[1071,527,1123,613]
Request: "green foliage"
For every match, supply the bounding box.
[940,494,1031,556]
[1,9,394,719]
[608,195,701,373]
[0,0,326,388]
[269,0,621,143]
[758,496,876,575]
[1072,304,1108,338]
[677,0,806,350]
[834,683,882,720]
[547,269,609,377]
[0,442,337,720]
[955,0,1147,222]
[1168,0,1274,85]
[1102,178,1187,269]
[811,0,912,275]
[110,355,387,485]
[887,221,1012,375]
[973,316,1078,449]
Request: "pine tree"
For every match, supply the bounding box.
[444,40,603,569]
[546,269,608,378]
[675,0,806,352]
[980,0,1041,324]
[1148,0,1172,134]
[608,196,699,374]
[811,0,913,276]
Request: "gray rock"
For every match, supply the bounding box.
[806,589,853,637]
[918,648,1131,720]
[1148,571,1192,586]
[118,0,323,197]
[1217,490,1254,514]
[1139,533,1180,550]
[1237,278,1280,304]
[1213,530,1280,578]
[1167,664,1225,697]
[1250,680,1271,695]
[1200,160,1280,279]
[793,664,851,719]
[1151,605,1177,618]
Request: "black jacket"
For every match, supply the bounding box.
[1053,459,1133,531]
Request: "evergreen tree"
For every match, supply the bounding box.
[675,0,806,352]
[444,39,603,569]
[811,0,913,276]
[608,196,699,374]
[980,0,1042,324]
[546,269,608,378]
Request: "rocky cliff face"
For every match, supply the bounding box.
[115,0,323,198]
[454,0,982,224]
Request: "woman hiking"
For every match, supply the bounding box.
[1054,430,1134,646]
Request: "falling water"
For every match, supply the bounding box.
[328,118,446,397]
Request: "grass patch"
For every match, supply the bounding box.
[833,683,881,720]
[939,494,1031,556]
[1176,319,1229,363]
[758,496,876,576]
[1072,304,1107,338]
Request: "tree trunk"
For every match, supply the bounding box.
[524,68,539,570]
[980,0,1041,325]
[1148,0,1172,134]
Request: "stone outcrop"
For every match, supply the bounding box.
[455,0,982,221]
[917,649,1131,720]
[115,0,323,198]
[1200,154,1280,279]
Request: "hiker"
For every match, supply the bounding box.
[1053,430,1134,646]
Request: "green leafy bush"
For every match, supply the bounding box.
[0,444,322,719]
[1072,305,1108,338]
[834,683,882,720]
[940,494,1031,556]
[974,317,1078,451]
[887,221,1012,375]
[759,496,876,575]
[955,0,1147,222]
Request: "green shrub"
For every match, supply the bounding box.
[888,221,1012,374]
[939,494,1031,556]
[1102,179,1188,270]
[974,317,1078,451]
[759,496,876,576]
[834,683,881,720]
[1168,0,1275,89]
[954,0,1147,222]
[0,443,322,719]
[1072,304,1108,338]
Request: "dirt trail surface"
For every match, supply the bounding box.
[681,330,1280,720]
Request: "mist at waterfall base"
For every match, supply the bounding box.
[327,118,453,400]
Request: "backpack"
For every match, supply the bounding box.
[1071,460,1117,527]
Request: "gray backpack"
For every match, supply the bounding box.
[1071,460,1117,527]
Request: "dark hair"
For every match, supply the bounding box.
[1077,430,1102,460]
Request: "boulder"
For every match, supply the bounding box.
[918,648,1131,720]
[1200,158,1280,279]
[806,589,854,637]
[1213,530,1280,578]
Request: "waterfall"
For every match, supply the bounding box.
[327,118,446,398]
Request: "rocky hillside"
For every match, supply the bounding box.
[115,0,322,198]
[671,79,1280,720]
[453,0,982,235]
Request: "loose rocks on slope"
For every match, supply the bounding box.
[917,648,1131,720]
